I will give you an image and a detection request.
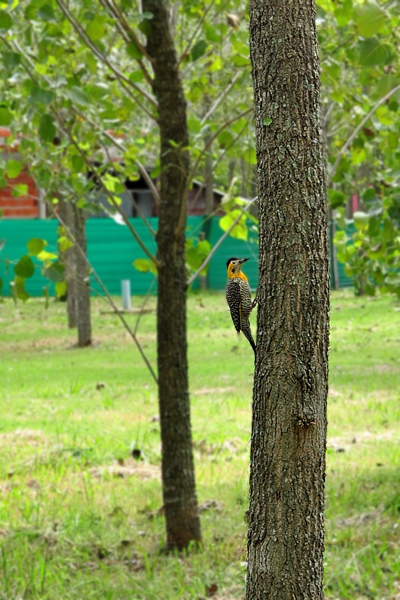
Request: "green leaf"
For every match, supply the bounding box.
[368,215,381,238]
[357,39,394,67]
[334,0,353,27]
[186,239,211,275]
[13,276,30,302]
[71,154,85,173]
[353,211,369,230]
[243,147,257,166]
[37,250,58,261]
[37,4,57,21]
[376,105,394,126]
[219,211,248,241]
[191,40,208,62]
[232,54,250,67]
[29,86,54,105]
[204,23,221,43]
[6,159,23,179]
[133,258,158,276]
[354,0,386,37]
[0,9,12,31]
[263,117,272,126]
[0,107,12,126]
[328,189,346,209]
[362,188,378,203]
[126,41,143,60]
[27,238,47,256]
[86,15,106,41]
[66,86,90,107]
[43,261,65,282]
[217,130,233,149]
[55,280,67,298]
[4,52,21,71]
[12,184,28,197]
[39,114,56,142]
[14,255,35,278]
[138,19,152,36]
[187,116,202,135]
[128,70,145,83]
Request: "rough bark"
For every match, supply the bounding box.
[204,135,214,216]
[143,0,201,550]
[247,1,329,598]
[73,204,91,347]
[58,197,77,328]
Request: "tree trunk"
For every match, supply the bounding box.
[144,0,201,551]
[73,204,92,347]
[204,135,214,216]
[247,0,329,598]
[58,197,77,328]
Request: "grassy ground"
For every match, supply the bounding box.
[0,289,399,599]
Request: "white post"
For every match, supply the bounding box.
[121,280,131,310]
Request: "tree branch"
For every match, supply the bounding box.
[177,0,218,66]
[176,107,253,236]
[99,137,156,238]
[52,107,159,266]
[186,195,258,287]
[201,72,241,124]
[71,108,160,204]
[327,83,400,186]
[10,38,160,224]
[56,0,158,113]
[212,118,250,172]
[99,0,154,85]
[55,210,158,385]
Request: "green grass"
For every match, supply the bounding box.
[0,290,399,599]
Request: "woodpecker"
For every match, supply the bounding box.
[226,257,257,354]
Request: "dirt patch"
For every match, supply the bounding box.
[194,387,236,395]
[0,429,46,447]
[89,458,160,481]
[328,429,397,451]
[335,509,382,530]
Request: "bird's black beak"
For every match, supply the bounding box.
[239,258,249,264]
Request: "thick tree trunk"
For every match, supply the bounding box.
[73,204,92,347]
[247,1,329,598]
[144,0,201,550]
[58,198,77,328]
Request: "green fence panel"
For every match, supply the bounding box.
[0,216,353,297]
[0,217,204,297]
[0,220,59,297]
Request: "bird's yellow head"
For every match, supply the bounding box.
[226,257,249,281]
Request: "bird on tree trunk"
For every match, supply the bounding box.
[226,257,257,353]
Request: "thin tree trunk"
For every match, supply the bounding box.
[143,0,201,550]
[58,197,77,328]
[73,204,92,347]
[204,135,214,216]
[247,0,329,598]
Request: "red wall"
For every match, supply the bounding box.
[0,127,39,219]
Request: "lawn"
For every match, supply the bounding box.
[0,290,399,599]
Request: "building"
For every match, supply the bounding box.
[0,127,224,219]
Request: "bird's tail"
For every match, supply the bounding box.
[241,319,256,354]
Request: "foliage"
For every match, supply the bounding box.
[334,207,400,298]
[9,237,67,301]
[0,0,254,221]
[318,0,400,296]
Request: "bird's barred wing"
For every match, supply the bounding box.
[227,279,242,333]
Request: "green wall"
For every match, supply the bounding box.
[0,217,352,297]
